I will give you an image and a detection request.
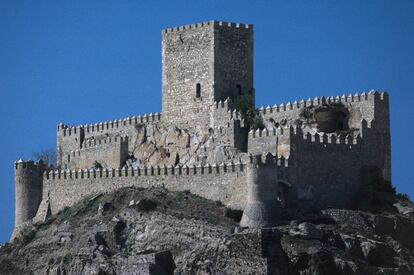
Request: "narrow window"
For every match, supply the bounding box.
[196,83,201,98]
[68,155,70,163]
[236,84,242,95]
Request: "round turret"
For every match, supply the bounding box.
[14,159,46,228]
[240,154,281,228]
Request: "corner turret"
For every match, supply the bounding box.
[240,153,282,228]
[12,159,46,240]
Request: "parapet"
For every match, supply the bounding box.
[213,97,246,128]
[14,159,47,172]
[248,125,361,146]
[248,125,300,139]
[247,153,288,168]
[44,161,246,181]
[58,112,162,137]
[162,21,253,34]
[81,136,128,149]
[257,91,388,116]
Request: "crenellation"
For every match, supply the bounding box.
[257,91,388,117]
[44,161,249,179]
[60,112,162,136]
[163,21,253,34]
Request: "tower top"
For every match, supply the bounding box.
[162,21,253,33]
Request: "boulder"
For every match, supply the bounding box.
[289,222,324,240]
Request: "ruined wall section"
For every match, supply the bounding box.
[66,136,129,170]
[258,91,387,130]
[39,163,248,216]
[257,91,391,182]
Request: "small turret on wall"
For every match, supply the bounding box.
[240,153,282,228]
[12,159,47,240]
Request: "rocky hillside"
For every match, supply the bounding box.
[1,186,414,274]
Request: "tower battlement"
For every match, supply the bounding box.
[162,21,253,33]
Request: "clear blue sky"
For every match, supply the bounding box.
[0,1,413,243]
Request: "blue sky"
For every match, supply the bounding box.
[0,1,413,243]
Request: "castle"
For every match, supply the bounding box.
[12,21,391,239]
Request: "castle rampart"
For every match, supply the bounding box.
[38,162,249,216]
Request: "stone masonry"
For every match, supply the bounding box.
[11,21,391,239]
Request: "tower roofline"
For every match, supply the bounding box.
[162,20,253,34]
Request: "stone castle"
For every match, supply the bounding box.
[12,21,391,239]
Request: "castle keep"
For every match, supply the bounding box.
[12,21,391,239]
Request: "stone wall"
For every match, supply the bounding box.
[211,98,248,152]
[40,163,248,215]
[248,91,391,207]
[57,113,162,168]
[248,124,372,208]
[57,124,84,167]
[66,136,129,169]
[291,131,363,208]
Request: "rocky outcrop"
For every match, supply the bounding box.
[1,187,414,275]
[125,123,243,169]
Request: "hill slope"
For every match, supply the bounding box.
[1,187,414,274]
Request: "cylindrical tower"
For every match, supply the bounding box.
[13,159,45,230]
[240,154,281,228]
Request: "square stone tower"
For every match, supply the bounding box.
[162,21,253,130]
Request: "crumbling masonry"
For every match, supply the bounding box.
[12,21,391,239]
